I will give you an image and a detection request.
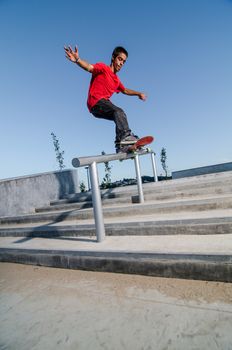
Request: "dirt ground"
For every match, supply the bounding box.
[1,263,232,350]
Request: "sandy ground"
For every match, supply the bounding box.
[0,263,232,350]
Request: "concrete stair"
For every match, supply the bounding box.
[0,170,232,282]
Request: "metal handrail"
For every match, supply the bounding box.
[72,149,158,242]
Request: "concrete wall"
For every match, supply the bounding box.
[172,162,232,179]
[0,169,79,217]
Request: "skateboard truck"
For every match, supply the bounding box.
[118,136,154,153]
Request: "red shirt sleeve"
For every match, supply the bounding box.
[116,81,125,93]
[92,62,106,75]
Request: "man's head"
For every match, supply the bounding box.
[111,46,128,73]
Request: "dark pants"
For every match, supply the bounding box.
[90,99,131,143]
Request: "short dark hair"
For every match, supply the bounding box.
[112,46,128,60]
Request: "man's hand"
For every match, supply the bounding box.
[64,45,94,72]
[123,88,147,101]
[139,93,147,101]
[64,45,79,63]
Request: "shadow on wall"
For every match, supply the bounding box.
[54,169,79,199]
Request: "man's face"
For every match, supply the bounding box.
[112,52,127,72]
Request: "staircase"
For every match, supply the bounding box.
[0,170,232,282]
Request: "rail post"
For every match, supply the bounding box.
[89,161,105,242]
[134,154,144,203]
[151,152,158,182]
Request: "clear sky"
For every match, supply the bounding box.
[0,0,232,185]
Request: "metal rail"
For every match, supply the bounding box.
[72,149,158,242]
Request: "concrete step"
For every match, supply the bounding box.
[103,195,232,219]
[45,171,231,212]
[54,170,232,204]
[36,195,132,213]
[133,187,232,203]
[51,191,120,205]
[1,234,232,282]
[58,177,232,204]
[1,194,232,225]
[36,200,93,213]
[41,188,232,213]
[0,210,232,237]
[45,183,231,212]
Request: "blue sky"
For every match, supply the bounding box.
[0,0,232,185]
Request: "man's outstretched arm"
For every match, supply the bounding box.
[122,88,147,101]
[64,46,94,73]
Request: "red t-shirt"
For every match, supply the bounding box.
[87,62,125,111]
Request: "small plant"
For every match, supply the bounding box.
[160,147,168,179]
[79,181,86,192]
[101,151,112,189]
[51,132,65,170]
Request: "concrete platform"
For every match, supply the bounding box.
[1,234,232,282]
[1,263,232,350]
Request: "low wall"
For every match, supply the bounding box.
[172,162,232,179]
[0,169,79,217]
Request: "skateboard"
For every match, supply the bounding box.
[120,136,154,153]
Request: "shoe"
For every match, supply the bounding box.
[120,133,139,145]
[115,142,130,153]
[116,146,129,153]
[132,133,139,139]
[116,147,123,153]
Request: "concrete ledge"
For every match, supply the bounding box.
[0,169,79,217]
[1,195,232,225]
[172,162,232,179]
[1,216,232,237]
[0,248,231,282]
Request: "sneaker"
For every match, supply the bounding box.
[120,134,139,145]
[132,133,139,139]
[115,147,123,153]
[116,145,129,153]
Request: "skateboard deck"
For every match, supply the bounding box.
[121,136,154,153]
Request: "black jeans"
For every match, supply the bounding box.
[90,99,131,143]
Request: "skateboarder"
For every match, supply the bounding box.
[64,45,147,152]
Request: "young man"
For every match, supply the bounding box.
[64,45,146,152]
